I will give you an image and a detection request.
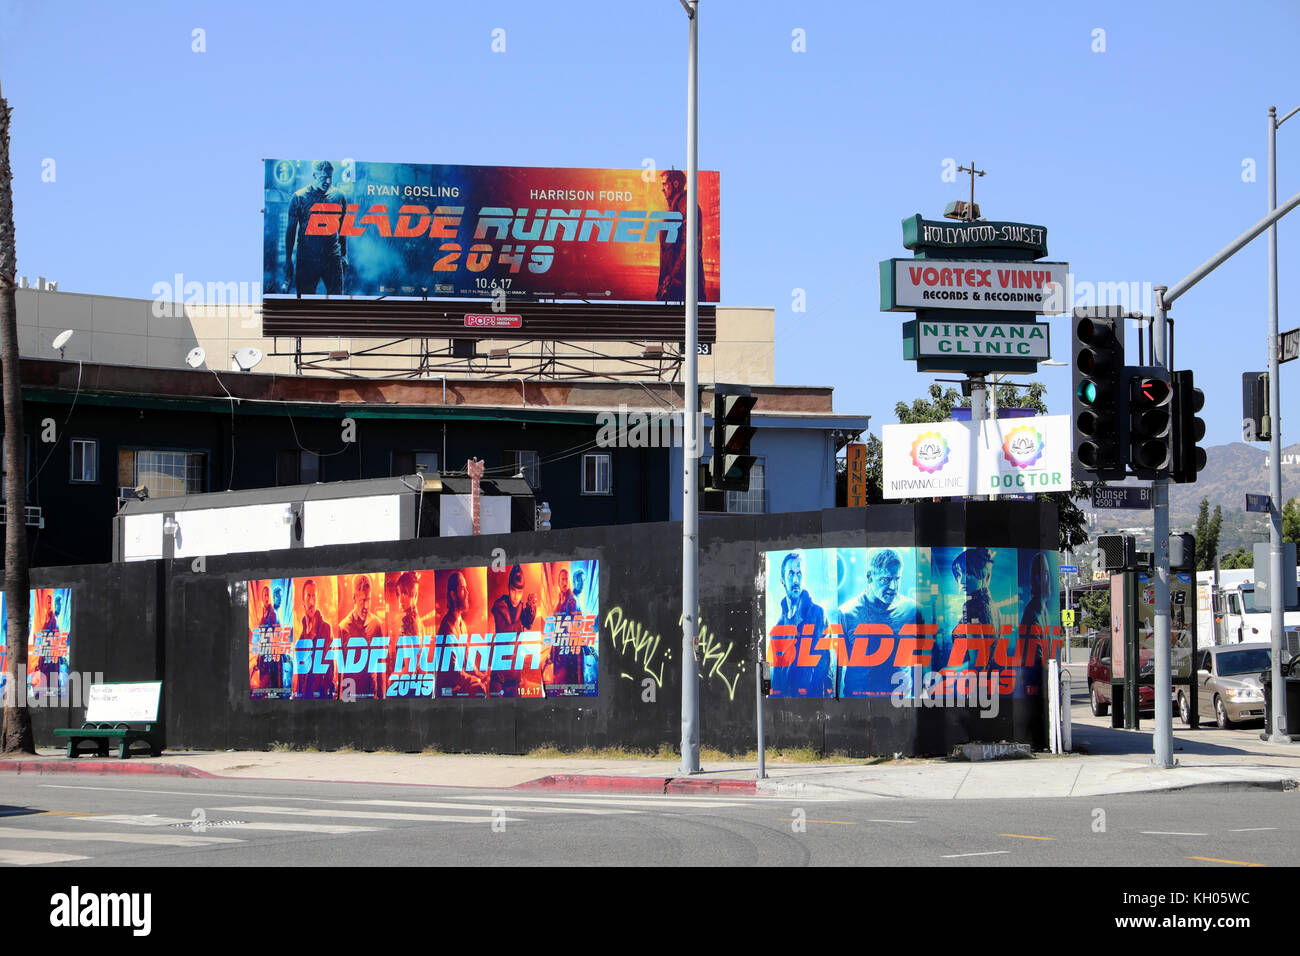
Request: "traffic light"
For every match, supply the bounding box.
[1126,367,1173,479]
[711,385,757,492]
[1171,369,1206,484]
[1071,307,1128,480]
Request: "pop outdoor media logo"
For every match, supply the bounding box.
[909,432,950,473]
[1001,425,1044,469]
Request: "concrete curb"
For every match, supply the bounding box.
[0,758,217,779]
[514,773,759,795]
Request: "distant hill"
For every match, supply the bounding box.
[1088,441,1300,555]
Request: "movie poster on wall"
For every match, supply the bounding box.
[28,587,71,702]
[290,574,339,700]
[249,560,601,702]
[762,547,1063,701]
[248,578,293,700]
[383,570,439,698]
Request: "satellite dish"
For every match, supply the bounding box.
[232,346,263,372]
[185,347,206,369]
[52,329,74,357]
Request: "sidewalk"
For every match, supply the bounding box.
[4,702,1297,799]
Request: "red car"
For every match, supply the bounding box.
[1087,634,1155,716]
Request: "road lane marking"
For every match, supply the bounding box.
[72,814,378,834]
[942,851,1010,858]
[210,805,522,823]
[1187,856,1263,867]
[1228,827,1278,832]
[999,834,1055,841]
[0,849,91,865]
[1141,831,1207,836]
[864,819,916,824]
[783,818,857,825]
[0,828,241,848]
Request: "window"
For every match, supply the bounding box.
[725,460,766,514]
[119,449,206,498]
[277,450,320,486]
[582,453,611,495]
[70,439,98,483]
[508,450,540,489]
[392,450,439,476]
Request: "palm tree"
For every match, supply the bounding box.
[1,79,35,754]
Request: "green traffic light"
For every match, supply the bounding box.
[1077,380,1098,405]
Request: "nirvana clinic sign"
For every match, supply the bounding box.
[880,259,1070,313]
[882,415,1071,499]
[904,318,1050,361]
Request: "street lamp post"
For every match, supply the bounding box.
[678,0,701,774]
[1265,104,1298,742]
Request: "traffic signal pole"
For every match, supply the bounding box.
[1149,185,1300,766]
[1151,287,1174,768]
[1266,105,1297,742]
[679,0,701,775]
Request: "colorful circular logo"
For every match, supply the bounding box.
[910,432,950,473]
[1002,425,1044,469]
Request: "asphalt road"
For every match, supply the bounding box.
[2,773,1295,867]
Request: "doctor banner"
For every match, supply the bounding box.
[764,547,1063,700]
[247,560,599,701]
[881,415,1071,499]
[263,160,721,303]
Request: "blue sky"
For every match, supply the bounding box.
[2,0,1298,447]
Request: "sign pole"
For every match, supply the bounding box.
[679,0,701,775]
[1266,106,1291,741]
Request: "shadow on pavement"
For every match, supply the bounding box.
[1072,720,1274,757]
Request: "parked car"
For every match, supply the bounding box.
[1086,633,1155,716]
[1178,643,1271,729]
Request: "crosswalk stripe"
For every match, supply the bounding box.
[210,805,522,824]
[72,814,378,834]
[0,849,91,865]
[0,827,242,848]
[315,799,642,816]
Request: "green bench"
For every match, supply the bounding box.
[54,681,163,759]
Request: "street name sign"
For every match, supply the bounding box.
[1092,486,1153,510]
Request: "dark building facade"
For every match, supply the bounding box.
[8,360,865,567]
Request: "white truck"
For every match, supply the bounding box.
[1196,568,1300,657]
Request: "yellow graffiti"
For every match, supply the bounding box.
[603,606,666,689]
[601,605,744,701]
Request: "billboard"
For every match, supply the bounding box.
[763,547,1062,700]
[247,561,599,701]
[263,160,720,303]
[881,415,1071,499]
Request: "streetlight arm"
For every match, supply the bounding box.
[1277,105,1300,128]
[1164,188,1300,306]
[678,0,695,17]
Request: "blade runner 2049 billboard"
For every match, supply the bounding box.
[763,547,1063,700]
[263,160,720,302]
[247,561,599,701]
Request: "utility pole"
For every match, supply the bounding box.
[1265,104,1298,742]
[1151,184,1300,766]
[678,0,701,774]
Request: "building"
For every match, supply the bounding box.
[8,289,868,567]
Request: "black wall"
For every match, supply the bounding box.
[14,501,1057,757]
